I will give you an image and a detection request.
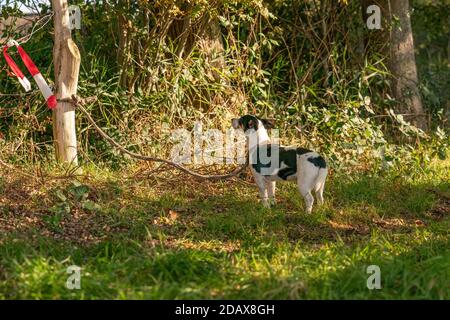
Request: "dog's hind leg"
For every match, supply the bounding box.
[299,185,314,214]
[298,174,315,214]
[314,168,328,206]
[297,157,319,213]
[314,168,328,205]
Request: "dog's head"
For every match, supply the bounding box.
[231,115,275,134]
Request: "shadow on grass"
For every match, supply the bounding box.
[1,171,448,245]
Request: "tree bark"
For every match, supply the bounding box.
[387,0,427,130]
[168,11,227,110]
[197,15,226,82]
[52,0,80,165]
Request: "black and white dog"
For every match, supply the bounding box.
[232,115,328,213]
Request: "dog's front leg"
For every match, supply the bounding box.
[266,181,276,206]
[253,171,269,208]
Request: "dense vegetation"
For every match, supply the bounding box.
[1,0,448,168]
[0,0,448,299]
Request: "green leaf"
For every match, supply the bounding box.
[55,190,67,202]
[82,200,101,212]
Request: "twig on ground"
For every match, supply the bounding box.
[60,95,249,181]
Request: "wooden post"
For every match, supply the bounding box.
[52,0,80,165]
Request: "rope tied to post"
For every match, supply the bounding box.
[59,95,249,181]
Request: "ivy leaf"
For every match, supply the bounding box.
[55,190,67,202]
[82,200,101,212]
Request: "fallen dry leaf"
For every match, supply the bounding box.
[168,210,178,220]
[415,219,425,227]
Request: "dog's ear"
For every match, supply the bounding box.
[261,118,275,129]
[248,119,257,130]
[231,118,240,129]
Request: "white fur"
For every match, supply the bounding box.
[245,120,270,151]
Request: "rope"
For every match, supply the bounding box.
[0,12,54,47]
[60,95,249,181]
[0,89,40,97]
[17,12,55,45]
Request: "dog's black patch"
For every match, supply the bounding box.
[251,145,326,178]
[237,115,275,132]
[277,167,297,180]
[251,145,313,180]
[251,144,274,174]
[296,147,313,155]
[307,156,327,168]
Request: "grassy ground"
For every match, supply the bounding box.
[0,158,448,299]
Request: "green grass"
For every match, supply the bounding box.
[0,159,448,299]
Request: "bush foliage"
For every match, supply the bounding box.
[0,0,448,172]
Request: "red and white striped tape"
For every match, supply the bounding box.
[3,40,57,109]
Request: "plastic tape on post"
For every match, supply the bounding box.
[3,40,57,109]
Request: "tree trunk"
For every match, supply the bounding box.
[117,13,130,89]
[388,0,427,130]
[52,0,80,165]
[197,15,226,82]
[168,12,227,110]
